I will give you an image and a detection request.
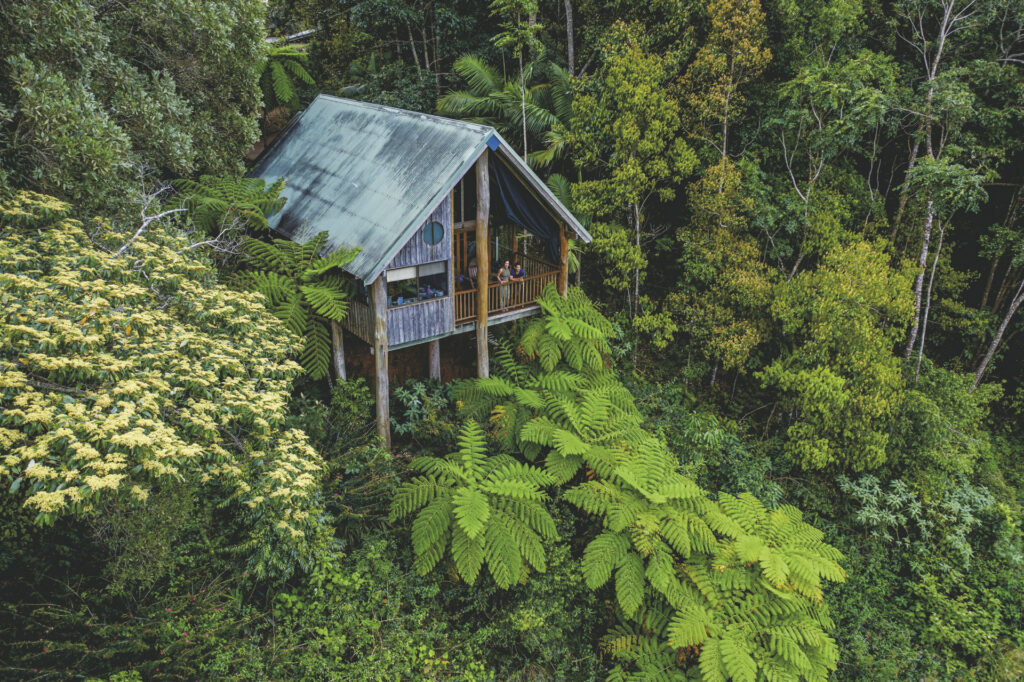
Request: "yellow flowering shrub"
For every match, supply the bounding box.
[0,191,326,576]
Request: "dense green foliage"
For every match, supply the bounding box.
[237,233,359,380]
[0,193,328,577]
[448,288,847,681]
[2,0,1024,679]
[0,0,265,217]
[262,44,316,112]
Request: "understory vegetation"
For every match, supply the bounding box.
[2,0,1024,680]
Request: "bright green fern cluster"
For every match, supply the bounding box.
[173,175,286,234]
[261,45,315,110]
[236,232,359,380]
[444,284,847,681]
[389,420,559,588]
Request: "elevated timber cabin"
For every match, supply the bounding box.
[250,95,592,446]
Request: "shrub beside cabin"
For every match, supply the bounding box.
[250,95,592,446]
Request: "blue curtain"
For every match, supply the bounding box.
[490,160,560,263]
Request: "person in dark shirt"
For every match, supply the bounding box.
[510,263,526,305]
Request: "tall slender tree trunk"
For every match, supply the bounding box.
[992,265,1018,314]
[564,0,575,74]
[974,277,1024,388]
[980,255,1000,310]
[421,24,431,76]
[520,53,528,162]
[905,200,935,358]
[890,139,921,242]
[915,223,944,381]
[633,202,641,318]
[407,25,421,72]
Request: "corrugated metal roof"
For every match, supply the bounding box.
[249,94,590,284]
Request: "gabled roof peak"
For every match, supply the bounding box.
[314,94,493,134]
[249,95,589,284]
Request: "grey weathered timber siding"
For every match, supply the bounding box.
[387,298,454,346]
[381,193,456,347]
[343,301,374,344]
[387,198,451,268]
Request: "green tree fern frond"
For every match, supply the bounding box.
[401,286,845,681]
[173,175,286,234]
[260,44,314,110]
[235,233,359,380]
[390,420,558,588]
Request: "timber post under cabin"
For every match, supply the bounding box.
[250,95,592,447]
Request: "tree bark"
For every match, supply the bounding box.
[980,255,1000,311]
[330,320,347,382]
[558,223,569,295]
[520,52,528,162]
[905,200,935,358]
[564,0,575,74]
[974,277,1024,388]
[890,139,921,242]
[475,151,491,378]
[371,275,390,449]
[915,223,944,382]
[406,25,421,72]
[633,202,641,318]
[429,339,441,380]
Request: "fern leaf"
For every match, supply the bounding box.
[615,552,645,618]
[269,60,297,106]
[298,318,331,379]
[582,530,630,589]
[452,486,490,540]
[483,514,522,588]
[645,550,687,609]
[720,632,757,682]
[699,638,728,682]
[544,450,582,484]
[451,524,486,585]
[390,477,443,520]
[411,496,452,574]
[283,56,315,85]
[759,550,791,588]
[666,604,715,648]
[300,283,349,322]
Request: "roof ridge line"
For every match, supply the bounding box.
[314,94,495,135]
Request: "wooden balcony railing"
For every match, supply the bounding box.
[488,270,557,314]
[454,272,558,323]
[518,252,558,275]
[454,289,477,324]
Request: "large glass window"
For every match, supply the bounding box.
[387,261,448,307]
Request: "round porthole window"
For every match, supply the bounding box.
[422,221,444,245]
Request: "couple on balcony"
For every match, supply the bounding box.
[496,260,526,309]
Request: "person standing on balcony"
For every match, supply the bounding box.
[497,259,512,309]
[511,262,526,305]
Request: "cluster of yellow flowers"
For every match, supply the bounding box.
[0,192,324,546]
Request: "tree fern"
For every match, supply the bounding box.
[235,232,359,380]
[416,287,845,680]
[260,45,314,110]
[389,420,558,588]
[173,175,286,234]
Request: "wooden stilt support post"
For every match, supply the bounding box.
[370,274,391,448]
[428,339,441,380]
[558,222,569,296]
[330,320,347,381]
[475,150,490,378]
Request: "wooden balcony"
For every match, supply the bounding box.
[454,254,558,324]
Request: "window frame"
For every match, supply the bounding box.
[386,260,449,308]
